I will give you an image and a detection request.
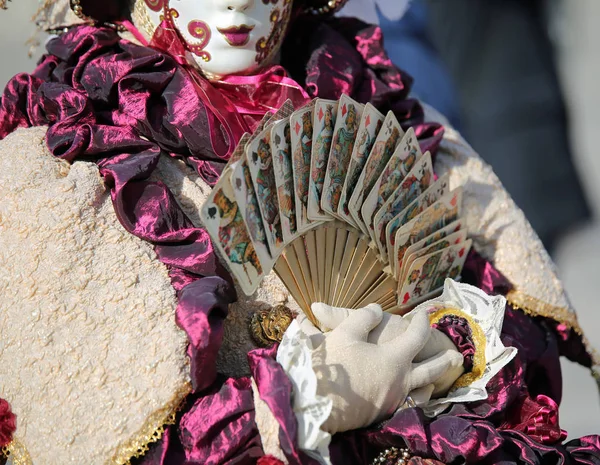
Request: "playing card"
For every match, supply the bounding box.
[370,153,434,257]
[397,219,464,283]
[201,165,264,295]
[384,171,449,267]
[361,127,422,244]
[393,188,463,278]
[348,111,404,232]
[231,159,276,267]
[337,103,384,227]
[336,104,384,226]
[398,239,472,307]
[308,99,338,221]
[270,118,298,244]
[321,94,364,217]
[227,132,251,166]
[400,228,468,284]
[290,102,316,234]
[246,125,285,256]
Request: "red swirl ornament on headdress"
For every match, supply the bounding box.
[144,0,164,12]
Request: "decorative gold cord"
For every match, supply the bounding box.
[1,437,33,465]
[429,307,487,390]
[110,381,192,465]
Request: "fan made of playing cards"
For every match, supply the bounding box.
[201,96,472,322]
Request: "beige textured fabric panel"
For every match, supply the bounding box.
[0,127,190,465]
[154,156,300,378]
[434,127,570,310]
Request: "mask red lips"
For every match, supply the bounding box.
[217,25,255,47]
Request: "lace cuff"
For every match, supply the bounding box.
[409,279,518,417]
[276,320,332,465]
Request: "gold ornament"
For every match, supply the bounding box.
[250,304,294,347]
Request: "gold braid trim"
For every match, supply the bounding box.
[506,289,581,333]
[1,437,33,465]
[429,307,487,390]
[110,381,192,465]
[506,289,600,371]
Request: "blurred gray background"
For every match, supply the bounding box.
[0,0,598,438]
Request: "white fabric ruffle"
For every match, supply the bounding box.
[276,320,333,465]
[407,279,518,417]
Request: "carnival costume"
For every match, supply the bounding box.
[0,1,599,464]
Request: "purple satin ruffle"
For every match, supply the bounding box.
[433,315,475,372]
[248,345,321,465]
[280,17,444,157]
[179,377,263,464]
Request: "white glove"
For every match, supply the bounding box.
[303,305,463,434]
[302,303,465,397]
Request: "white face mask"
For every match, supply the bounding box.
[137,0,294,78]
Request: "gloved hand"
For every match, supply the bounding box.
[301,303,465,397]
[301,305,463,434]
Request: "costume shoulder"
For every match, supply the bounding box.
[152,156,301,378]
[0,127,190,464]
[426,104,599,368]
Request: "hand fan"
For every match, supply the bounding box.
[201,97,472,324]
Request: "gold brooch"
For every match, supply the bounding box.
[250,304,294,347]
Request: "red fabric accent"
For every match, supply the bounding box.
[0,399,16,448]
[257,456,286,465]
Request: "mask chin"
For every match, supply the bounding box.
[194,49,263,79]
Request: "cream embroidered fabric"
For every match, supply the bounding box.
[0,127,190,464]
